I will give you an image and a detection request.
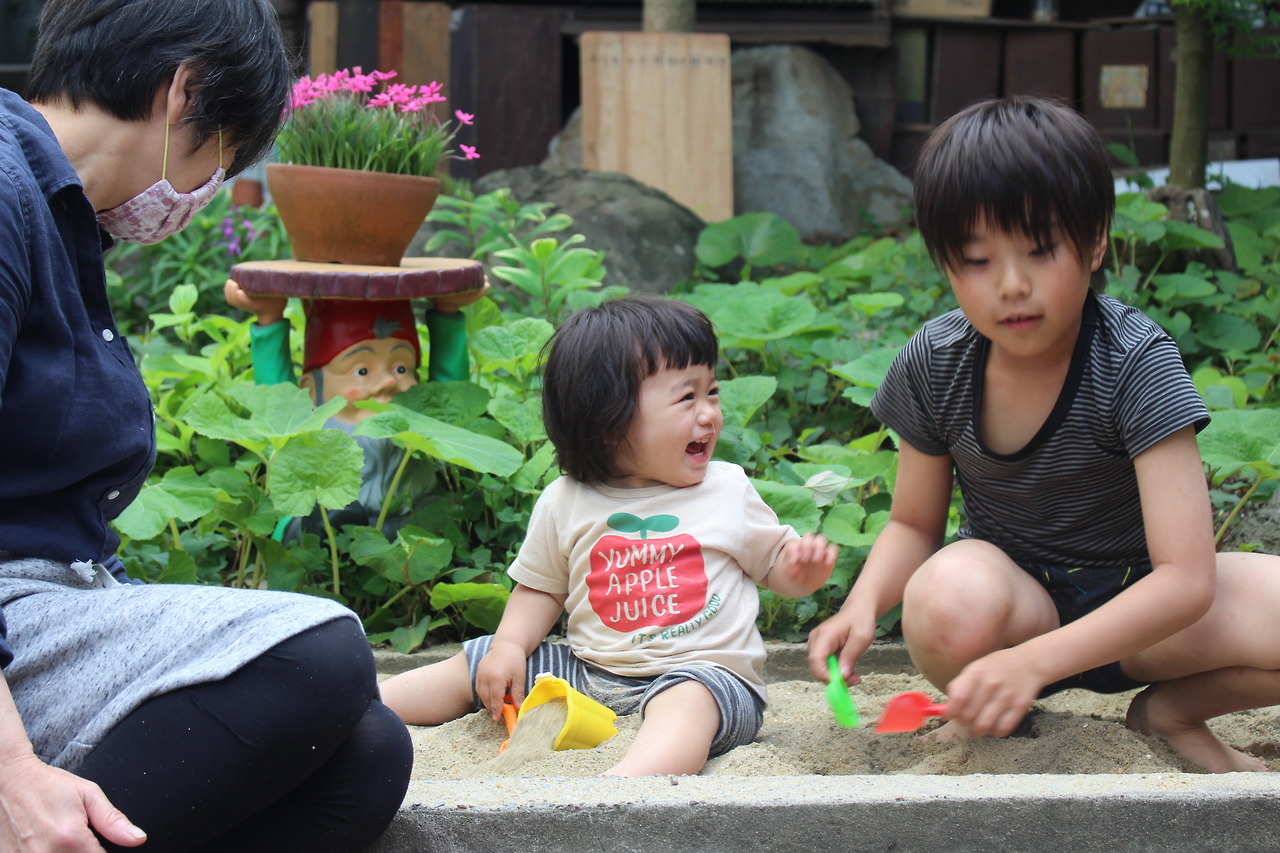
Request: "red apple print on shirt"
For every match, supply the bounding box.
[587,513,708,632]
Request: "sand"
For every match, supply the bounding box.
[397,657,1280,781]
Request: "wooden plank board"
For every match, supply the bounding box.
[450,6,565,180]
[308,1,339,75]
[378,0,403,74]
[400,2,451,91]
[581,32,733,222]
[231,258,485,300]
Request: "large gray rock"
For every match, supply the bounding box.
[474,167,704,294]
[731,44,913,241]
[543,45,914,242]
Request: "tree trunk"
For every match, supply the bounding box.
[1167,3,1212,189]
[642,0,695,32]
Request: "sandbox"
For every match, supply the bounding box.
[368,643,1280,852]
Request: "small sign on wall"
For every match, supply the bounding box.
[1099,65,1149,109]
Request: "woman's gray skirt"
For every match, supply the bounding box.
[0,556,356,772]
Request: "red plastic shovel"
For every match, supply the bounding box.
[874,691,948,733]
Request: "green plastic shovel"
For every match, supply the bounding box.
[825,655,860,727]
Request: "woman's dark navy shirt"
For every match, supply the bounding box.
[0,89,156,572]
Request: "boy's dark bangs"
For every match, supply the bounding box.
[917,98,1113,270]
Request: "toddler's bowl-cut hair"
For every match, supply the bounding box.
[913,96,1115,272]
[542,295,719,485]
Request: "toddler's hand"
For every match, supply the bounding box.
[771,533,837,598]
[474,640,527,719]
[943,647,1045,737]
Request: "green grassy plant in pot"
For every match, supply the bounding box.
[270,68,481,267]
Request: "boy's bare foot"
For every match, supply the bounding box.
[918,713,1034,742]
[919,719,973,743]
[1126,686,1269,773]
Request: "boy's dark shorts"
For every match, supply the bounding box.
[1024,562,1153,697]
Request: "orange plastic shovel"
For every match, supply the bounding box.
[874,691,948,733]
[498,696,519,752]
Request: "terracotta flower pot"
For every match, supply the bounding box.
[266,163,441,268]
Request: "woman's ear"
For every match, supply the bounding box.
[164,63,199,125]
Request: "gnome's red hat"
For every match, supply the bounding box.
[302,299,421,374]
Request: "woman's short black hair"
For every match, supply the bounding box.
[913,96,1115,272]
[541,295,719,485]
[26,0,291,178]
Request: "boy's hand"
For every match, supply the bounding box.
[805,609,870,686]
[223,279,287,325]
[765,534,837,599]
[943,646,1045,737]
[474,640,528,719]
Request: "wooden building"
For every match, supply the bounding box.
[1,0,1277,178]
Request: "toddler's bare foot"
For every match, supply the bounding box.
[1126,686,1269,773]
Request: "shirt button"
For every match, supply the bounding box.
[107,490,121,500]
[102,329,115,342]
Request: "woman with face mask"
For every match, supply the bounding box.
[0,2,413,851]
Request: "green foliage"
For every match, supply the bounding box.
[1169,0,1280,56]
[107,182,1280,648]
[1107,186,1280,403]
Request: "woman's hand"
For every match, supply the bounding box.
[0,753,146,851]
[473,640,528,719]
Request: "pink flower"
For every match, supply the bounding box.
[279,66,482,176]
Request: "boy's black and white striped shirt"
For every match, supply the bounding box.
[870,291,1209,570]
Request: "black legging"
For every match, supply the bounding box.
[78,618,412,852]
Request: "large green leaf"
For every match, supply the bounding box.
[268,430,365,517]
[1199,408,1280,481]
[1196,311,1263,354]
[354,407,523,475]
[713,290,817,342]
[695,211,803,269]
[184,385,343,446]
[719,375,777,428]
[393,381,492,423]
[1226,220,1269,273]
[1151,273,1218,303]
[430,582,511,632]
[821,502,877,548]
[488,396,547,443]
[831,346,900,408]
[750,478,821,534]
[470,318,554,362]
[113,466,222,540]
[350,526,453,585]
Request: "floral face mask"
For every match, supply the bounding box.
[98,120,225,244]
